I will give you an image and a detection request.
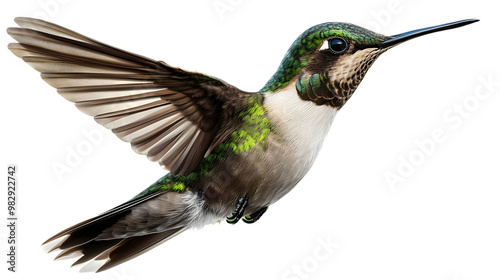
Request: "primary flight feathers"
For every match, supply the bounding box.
[7,17,251,175]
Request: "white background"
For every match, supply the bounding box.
[1,0,499,279]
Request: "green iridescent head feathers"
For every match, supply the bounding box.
[260,22,389,93]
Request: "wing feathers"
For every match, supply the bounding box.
[14,17,161,67]
[8,28,142,68]
[8,17,250,175]
[146,121,192,161]
[93,101,173,128]
[14,17,95,43]
[115,112,184,143]
[58,85,164,103]
[76,97,165,116]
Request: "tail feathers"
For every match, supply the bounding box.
[55,239,121,265]
[43,191,190,272]
[96,227,186,272]
[50,227,186,272]
[43,192,161,246]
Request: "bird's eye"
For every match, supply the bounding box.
[329,37,348,54]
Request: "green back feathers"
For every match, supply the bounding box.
[226,95,274,154]
[260,22,388,93]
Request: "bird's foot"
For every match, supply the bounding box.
[226,197,268,224]
[226,196,248,224]
[242,206,268,224]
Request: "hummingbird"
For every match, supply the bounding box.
[7,17,477,271]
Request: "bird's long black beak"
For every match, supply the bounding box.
[376,19,479,49]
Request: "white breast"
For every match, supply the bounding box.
[259,84,337,202]
[265,85,337,164]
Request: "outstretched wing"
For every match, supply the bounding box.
[7,17,251,175]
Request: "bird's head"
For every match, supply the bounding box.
[261,19,478,108]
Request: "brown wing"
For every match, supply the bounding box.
[7,17,250,175]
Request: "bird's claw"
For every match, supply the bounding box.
[242,206,268,224]
[226,196,249,224]
[226,196,268,224]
